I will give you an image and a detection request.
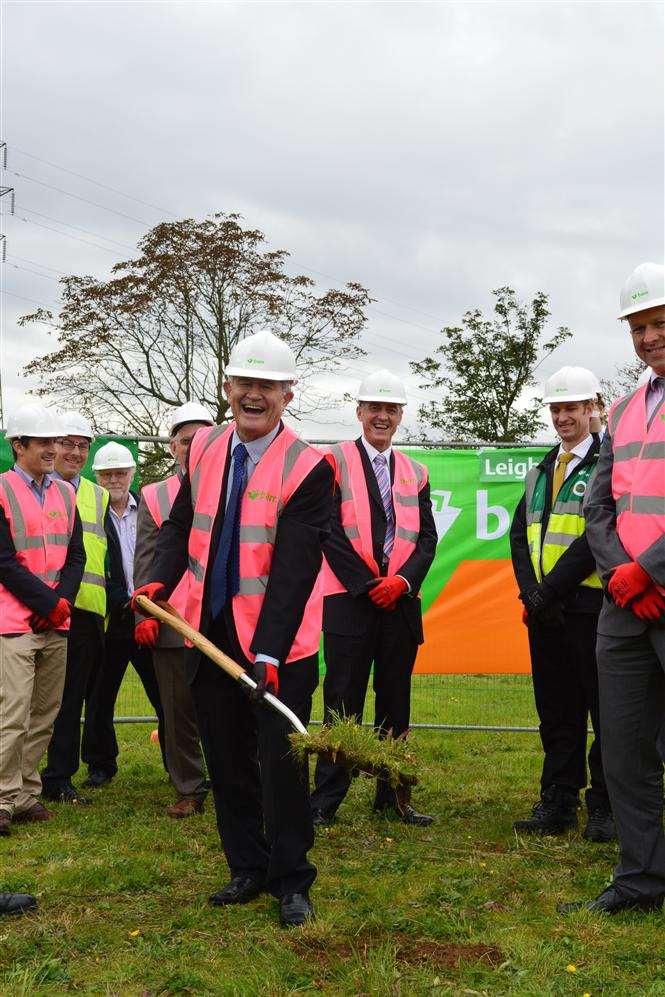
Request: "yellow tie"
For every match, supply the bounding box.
[551,451,574,504]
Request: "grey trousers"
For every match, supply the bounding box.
[597,628,665,900]
[152,646,207,803]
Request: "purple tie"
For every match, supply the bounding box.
[373,453,395,560]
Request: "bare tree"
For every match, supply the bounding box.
[600,358,647,406]
[21,213,371,436]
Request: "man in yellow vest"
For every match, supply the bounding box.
[560,262,665,915]
[510,366,614,842]
[42,412,111,805]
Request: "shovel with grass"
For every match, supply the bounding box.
[136,595,418,791]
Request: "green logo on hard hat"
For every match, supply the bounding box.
[631,289,648,301]
[247,357,265,365]
[378,388,390,394]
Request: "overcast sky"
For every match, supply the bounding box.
[1,1,663,441]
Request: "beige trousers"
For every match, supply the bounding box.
[0,630,67,815]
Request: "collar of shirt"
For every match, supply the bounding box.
[231,423,281,469]
[361,436,392,466]
[649,370,664,391]
[52,470,81,491]
[12,463,53,492]
[556,433,593,466]
[110,491,138,522]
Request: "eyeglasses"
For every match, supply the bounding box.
[58,439,90,453]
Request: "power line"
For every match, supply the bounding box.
[17,206,135,250]
[4,261,61,282]
[7,255,66,275]
[5,169,153,227]
[1,288,56,308]
[2,212,121,255]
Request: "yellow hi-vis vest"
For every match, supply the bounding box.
[524,454,601,589]
[75,476,109,616]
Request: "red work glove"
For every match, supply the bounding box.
[30,614,52,633]
[135,618,159,647]
[48,598,71,629]
[630,585,665,622]
[368,576,409,610]
[608,562,652,608]
[249,660,279,701]
[522,608,529,627]
[131,582,167,615]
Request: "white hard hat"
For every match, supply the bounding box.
[357,369,407,405]
[618,262,665,319]
[59,410,94,440]
[225,330,297,383]
[542,366,600,404]
[91,442,136,471]
[169,401,214,437]
[5,402,63,439]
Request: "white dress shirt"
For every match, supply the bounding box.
[556,434,594,480]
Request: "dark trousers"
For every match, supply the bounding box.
[190,614,318,898]
[528,610,609,811]
[42,608,105,792]
[311,610,418,816]
[82,635,166,777]
[597,628,665,900]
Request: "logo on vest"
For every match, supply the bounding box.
[571,480,587,497]
[246,489,276,502]
[47,510,64,518]
[399,477,417,485]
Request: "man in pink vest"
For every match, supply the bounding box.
[561,262,665,915]
[133,331,333,928]
[0,403,85,835]
[134,401,213,819]
[310,370,437,827]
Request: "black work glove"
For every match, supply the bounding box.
[520,583,555,616]
[534,602,566,629]
[247,660,280,702]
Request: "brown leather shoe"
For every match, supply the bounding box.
[166,798,204,819]
[13,803,53,823]
[0,810,11,836]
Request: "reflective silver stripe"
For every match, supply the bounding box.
[238,576,268,595]
[610,387,641,435]
[343,524,360,540]
[396,526,418,543]
[643,442,665,459]
[0,476,27,537]
[192,512,213,532]
[631,496,665,515]
[406,455,426,486]
[191,425,230,503]
[82,520,106,539]
[156,480,172,523]
[188,556,205,582]
[52,478,73,520]
[614,442,643,462]
[554,500,586,516]
[543,532,575,548]
[333,445,354,504]
[45,533,70,546]
[239,524,276,544]
[395,493,418,507]
[43,569,60,582]
[283,438,309,483]
[13,536,44,551]
[81,570,105,587]
[525,511,540,525]
[616,494,631,514]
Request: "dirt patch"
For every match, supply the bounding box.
[288,933,503,971]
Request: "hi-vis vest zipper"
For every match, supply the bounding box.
[525,456,601,589]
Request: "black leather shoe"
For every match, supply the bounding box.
[0,892,37,916]
[513,786,578,835]
[43,784,92,806]
[81,771,113,789]
[312,808,335,828]
[279,892,315,928]
[400,805,434,827]
[209,875,265,906]
[558,887,665,915]
[583,808,616,843]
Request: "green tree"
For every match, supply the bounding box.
[20,212,370,435]
[410,287,572,442]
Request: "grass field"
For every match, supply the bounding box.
[2,677,665,996]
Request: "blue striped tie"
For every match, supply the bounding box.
[210,442,248,619]
[373,453,395,560]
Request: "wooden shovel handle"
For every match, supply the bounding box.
[135,595,247,682]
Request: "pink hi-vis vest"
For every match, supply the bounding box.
[141,474,188,616]
[610,381,665,585]
[0,469,76,635]
[186,423,326,663]
[321,441,428,597]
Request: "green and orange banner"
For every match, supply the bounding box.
[405,448,548,675]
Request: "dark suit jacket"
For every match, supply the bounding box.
[510,437,603,616]
[322,439,438,644]
[584,428,659,636]
[150,426,334,676]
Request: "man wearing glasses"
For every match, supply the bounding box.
[41,413,115,805]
